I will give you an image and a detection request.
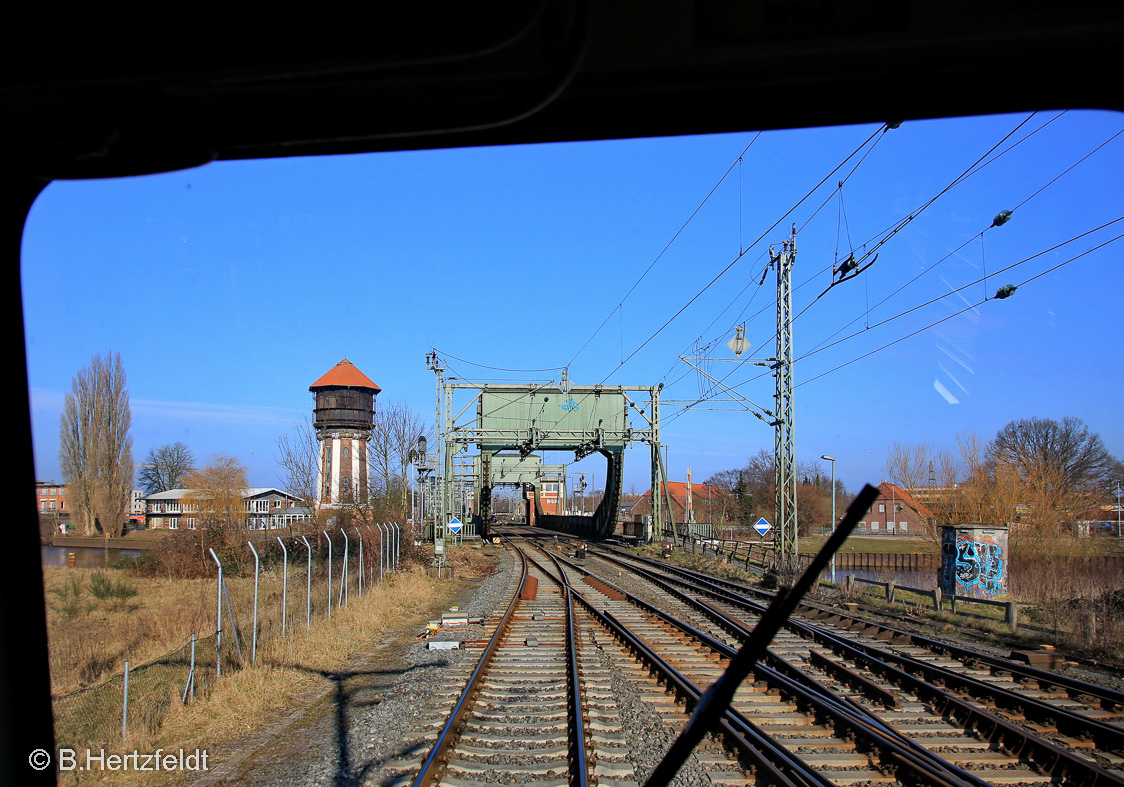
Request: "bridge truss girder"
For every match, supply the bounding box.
[436,382,664,541]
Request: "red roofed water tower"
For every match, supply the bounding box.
[309,359,381,508]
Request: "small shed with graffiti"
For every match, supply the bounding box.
[939,524,1009,598]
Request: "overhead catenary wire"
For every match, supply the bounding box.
[795,232,1124,389]
[656,126,897,389]
[666,112,1110,413]
[799,120,1124,359]
[659,220,1124,425]
[796,219,1124,366]
[567,133,763,370]
[596,124,889,386]
[431,348,564,374]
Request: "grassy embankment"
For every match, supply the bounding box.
[44,544,500,787]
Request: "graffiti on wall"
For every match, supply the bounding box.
[940,526,1007,596]
[955,539,1005,594]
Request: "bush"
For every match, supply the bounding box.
[49,576,90,619]
[89,571,138,607]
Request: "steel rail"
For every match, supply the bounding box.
[789,614,1124,766]
[555,557,987,787]
[692,600,1058,787]
[717,605,1124,787]
[539,553,980,787]
[886,627,1124,709]
[601,548,1124,753]
[411,544,529,787]
[590,550,1124,783]
[520,543,590,787]
[757,650,996,787]
[528,543,821,787]
[579,552,1119,787]
[609,546,1124,711]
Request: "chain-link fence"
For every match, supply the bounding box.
[52,632,218,749]
[51,525,403,750]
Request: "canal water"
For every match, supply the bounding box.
[41,545,142,569]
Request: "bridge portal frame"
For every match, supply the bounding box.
[436,381,667,542]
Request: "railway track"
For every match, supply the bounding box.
[587,544,1124,783]
[392,530,1124,787]
[598,548,1124,749]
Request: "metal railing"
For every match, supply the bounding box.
[846,574,1019,628]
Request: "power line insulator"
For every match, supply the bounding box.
[992,210,1013,227]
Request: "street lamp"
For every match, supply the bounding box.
[1115,484,1123,539]
[820,455,837,583]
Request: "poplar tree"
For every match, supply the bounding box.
[59,352,134,537]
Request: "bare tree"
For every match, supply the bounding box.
[988,416,1113,532]
[951,432,1023,533]
[184,454,249,567]
[388,401,431,512]
[59,352,133,537]
[275,418,320,513]
[138,441,195,494]
[369,399,402,511]
[882,441,959,544]
[369,397,431,517]
[883,442,957,495]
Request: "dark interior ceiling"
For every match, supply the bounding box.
[4,1,1123,180]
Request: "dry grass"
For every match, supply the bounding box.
[48,547,499,787]
[44,567,214,695]
[151,569,440,750]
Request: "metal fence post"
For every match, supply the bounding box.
[248,541,260,664]
[209,548,223,677]
[365,525,374,586]
[122,660,130,740]
[393,522,401,570]
[182,633,196,703]
[323,531,332,620]
[377,523,385,584]
[340,528,349,610]
[301,535,312,628]
[355,528,363,598]
[386,522,392,576]
[277,537,288,637]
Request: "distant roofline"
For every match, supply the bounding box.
[145,487,298,500]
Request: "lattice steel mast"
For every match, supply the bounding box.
[771,225,798,560]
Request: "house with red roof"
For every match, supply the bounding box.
[855,482,935,535]
[628,481,735,527]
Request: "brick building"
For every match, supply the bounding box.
[629,482,733,525]
[856,482,934,535]
[35,481,68,518]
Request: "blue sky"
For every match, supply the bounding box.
[22,110,1124,496]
